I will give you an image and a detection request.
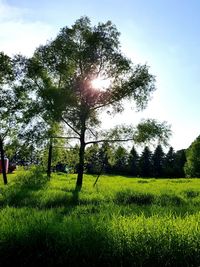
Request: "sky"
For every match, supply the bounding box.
[1,0,200,151]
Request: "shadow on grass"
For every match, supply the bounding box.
[115,190,155,205]
[0,180,82,211]
[71,188,80,204]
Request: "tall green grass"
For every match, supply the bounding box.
[0,171,200,266]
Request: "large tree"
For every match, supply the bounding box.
[0,52,28,184]
[25,17,171,189]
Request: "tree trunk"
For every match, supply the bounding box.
[47,139,52,178]
[76,137,85,190]
[74,105,87,191]
[0,138,8,185]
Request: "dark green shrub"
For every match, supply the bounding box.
[15,167,48,188]
[1,167,48,207]
[115,190,154,205]
[184,190,199,198]
[137,180,149,184]
[158,194,184,206]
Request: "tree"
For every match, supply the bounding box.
[184,136,200,177]
[98,142,114,174]
[4,138,41,165]
[128,145,139,176]
[163,146,176,177]
[152,145,165,178]
[85,144,101,174]
[66,146,80,173]
[0,53,29,184]
[113,146,129,174]
[25,17,171,190]
[85,142,113,174]
[0,52,13,184]
[139,146,152,177]
[175,149,186,178]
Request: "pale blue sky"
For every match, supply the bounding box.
[1,0,200,150]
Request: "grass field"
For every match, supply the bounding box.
[0,168,200,266]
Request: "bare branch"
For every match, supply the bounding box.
[91,102,113,111]
[85,138,133,146]
[51,136,80,140]
[86,127,98,138]
[61,117,81,136]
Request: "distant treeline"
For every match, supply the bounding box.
[84,143,186,178]
[6,141,187,178]
[8,134,200,178]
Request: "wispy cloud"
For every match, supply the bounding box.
[0,0,55,56]
[0,0,27,20]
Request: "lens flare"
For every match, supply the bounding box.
[91,77,110,91]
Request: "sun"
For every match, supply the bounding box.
[91,76,111,91]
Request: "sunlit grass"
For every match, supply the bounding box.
[0,170,200,266]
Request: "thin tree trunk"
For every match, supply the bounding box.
[76,137,85,190]
[0,138,8,185]
[76,115,86,191]
[47,138,52,179]
[75,106,87,191]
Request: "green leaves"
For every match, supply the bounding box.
[26,17,157,128]
[134,119,172,146]
[184,136,200,177]
[0,52,13,84]
[0,53,30,142]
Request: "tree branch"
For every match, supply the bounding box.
[90,94,125,111]
[85,137,133,146]
[91,101,114,111]
[51,136,80,140]
[86,127,97,138]
[61,117,81,136]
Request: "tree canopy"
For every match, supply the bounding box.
[21,17,171,189]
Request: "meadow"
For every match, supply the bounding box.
[0,168,200,266]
